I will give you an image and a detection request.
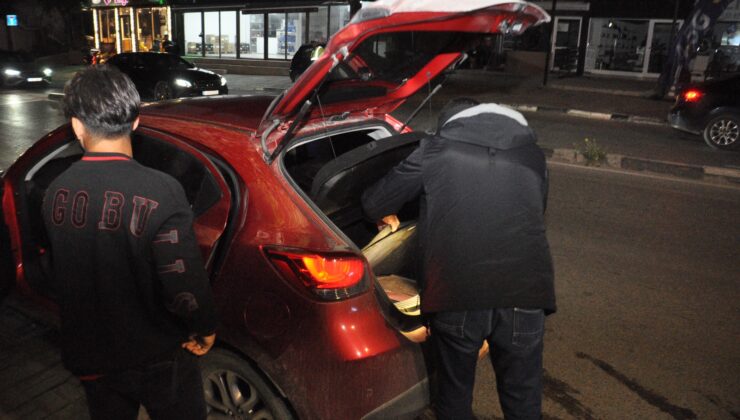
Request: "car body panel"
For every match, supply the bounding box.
[669,74,740,134]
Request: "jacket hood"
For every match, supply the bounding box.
[437,103,537,150]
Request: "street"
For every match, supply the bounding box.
[0,82,739,419]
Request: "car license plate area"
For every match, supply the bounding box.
[27,77,43,82]
[202,90,219,96]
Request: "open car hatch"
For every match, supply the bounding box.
[258,0,549,158]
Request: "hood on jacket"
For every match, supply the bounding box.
[437,103,537,150]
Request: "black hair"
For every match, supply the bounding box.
[437,97,480,131]
[62,65,140,139]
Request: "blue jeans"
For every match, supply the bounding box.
[431,308,545,420]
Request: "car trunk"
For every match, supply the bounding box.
[282,127,424,331]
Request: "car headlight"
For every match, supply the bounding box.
[174,79,192,88]
[42,68,53,77]
[3,69,21,77]
[220,76,227,86]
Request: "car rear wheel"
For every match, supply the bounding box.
[200,349,294,420]
[703,114,740,150]
[154,81,172,101]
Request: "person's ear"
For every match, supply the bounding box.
[70,117,87,148]
[132,117,140,132]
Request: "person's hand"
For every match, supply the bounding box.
[182,333,216,356]
[378,214,400,232]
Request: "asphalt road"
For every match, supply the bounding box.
[0,88,738,419]
[472,163,740,419]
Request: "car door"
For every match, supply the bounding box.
[0,127,233,301]
[0,173,16,296]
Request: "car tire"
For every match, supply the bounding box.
[703,113,740,150]
[200,348,294,420]
[154,81,173,101]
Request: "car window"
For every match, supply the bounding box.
[131,134,222,217]
[141,54,194,71]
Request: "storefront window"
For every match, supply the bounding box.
[268,13,284,60]
[99,9,117,54]
[648,22,680,73]
[204,11,219,57]
[286,13,305,59]
[240,14,264,59]
[329,5,350,36]
[221,11,237,58]
[184,12,202,56]
[586,19,649,73]
[137,7,167,52]
[119,8,132,52]
[308,7,328,43]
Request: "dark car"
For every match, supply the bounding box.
[1,2,549,419]
[289,42,325,82]
[669,74,740,150]
[106,52,227,101]
[0,50,52,88]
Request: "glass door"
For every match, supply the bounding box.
[647,20,681,74]
[550,16,581,72]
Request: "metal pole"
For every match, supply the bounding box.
[543,0,558,86]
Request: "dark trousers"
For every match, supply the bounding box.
[430,308,545,420]
[81,349,206,420]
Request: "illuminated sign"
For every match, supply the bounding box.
[6,15,18,27]
[90,0,163,6]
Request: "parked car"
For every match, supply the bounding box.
[289,42,325,82]
[669,74,740,150]
[0,50,52,88]
[0,2,549,419]
[106,52,228,101]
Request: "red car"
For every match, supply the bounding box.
[0,2,548,419]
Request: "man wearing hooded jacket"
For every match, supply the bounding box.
[362,98,555,419]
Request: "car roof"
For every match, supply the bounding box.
[141,95,276,133]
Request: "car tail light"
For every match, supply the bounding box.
[683,89,703,102]
[264,247,369,300]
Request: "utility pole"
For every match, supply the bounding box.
[543,0,558,86]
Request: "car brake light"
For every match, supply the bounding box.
[683,89,702,102]
[264,247,369,300]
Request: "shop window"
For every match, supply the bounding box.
[329,5,350,37]
[286,13,305,59]
[137,7,167,52]
[308,7,328,43]
[240,13,264,59]
[184,12,202,57]
[268,13,285,59]
[221,11,237,58]
[99,9,117,53]
[119,8,132,52]
[586,19,649,73]
[204,11,219,56]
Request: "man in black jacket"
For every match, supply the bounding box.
[362,98,555,420]
[42,65,218,420]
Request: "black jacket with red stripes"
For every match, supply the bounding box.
[42,151,218,376]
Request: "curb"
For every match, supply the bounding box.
[502,103,666,126]
[543,147,740,186]
[47,92,64,100]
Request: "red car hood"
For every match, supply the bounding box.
[259,0,549,155]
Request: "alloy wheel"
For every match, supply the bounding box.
[204,369,274,420]
[708,118,739,147]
